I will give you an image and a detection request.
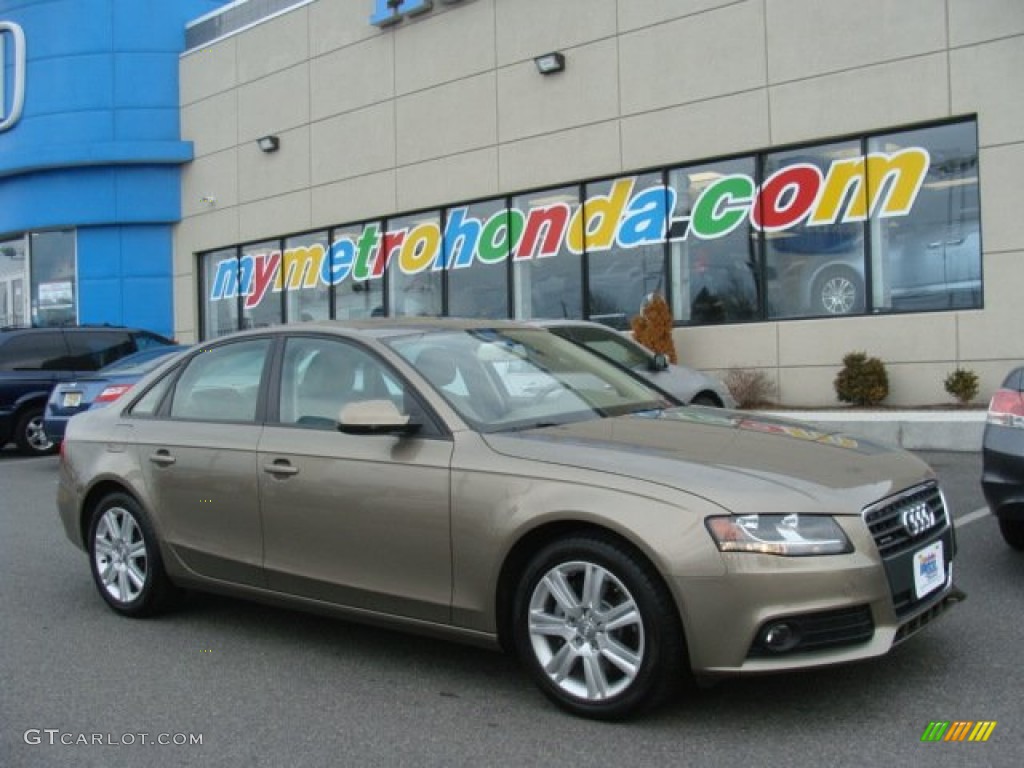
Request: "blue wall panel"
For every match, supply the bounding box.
[0,0,228,330]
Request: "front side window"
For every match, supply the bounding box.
[868,121,981,313]
[278,337,403,428]
[585,174,667,330]
[169,339,270,422]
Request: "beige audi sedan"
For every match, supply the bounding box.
[57,319,962,719]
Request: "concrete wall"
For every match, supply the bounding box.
[175,0,1024,406]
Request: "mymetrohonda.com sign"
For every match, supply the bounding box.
[209,148,930,309]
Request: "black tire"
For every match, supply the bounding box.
[690,393,722,407]
[512,534,686,720]
[87,492,180,617]
[813,267,864,315]
[14,406,57,456]
[998,518,1024,551]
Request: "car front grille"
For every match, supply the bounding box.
[863,482,947,558]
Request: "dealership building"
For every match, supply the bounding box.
[3,0,1023,405]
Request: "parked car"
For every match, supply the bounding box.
[58,319,961,719]
[0,325,175,455]
[531,319,735,407]
[44,345,187,445]
[981,367,1024,550]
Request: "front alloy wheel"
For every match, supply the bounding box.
[88,493,178,617]
[514,535,685,719]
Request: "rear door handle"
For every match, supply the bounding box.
[149,450,176,467]
[263,460,299,477]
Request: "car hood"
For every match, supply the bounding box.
[483,407,933,515]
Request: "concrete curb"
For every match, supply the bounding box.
[761,410,986,453]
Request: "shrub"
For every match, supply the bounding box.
[724,368,777,409]
[630,293,678,364]
[944,367,979,406]
[834,351,889,406]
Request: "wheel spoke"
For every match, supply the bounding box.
[580,563,605,609]
[117,569,133,601]
[598,600,641,632]
[93,537,115,558]
[543,570,581,617]
[529,610,574,639]
[582,653,610,699]
[545,642,577,683]
[127,542,147,561]
[126,562,147,591]
[99,562,116,586]
[598,635,642,677]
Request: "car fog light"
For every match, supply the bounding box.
[760,622,801,653]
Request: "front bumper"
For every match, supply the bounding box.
[677,482,962,674]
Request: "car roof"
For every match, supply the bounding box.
[524,319,622,331]
[209,317,537,343]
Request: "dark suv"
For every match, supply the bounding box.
[0,326,174,456]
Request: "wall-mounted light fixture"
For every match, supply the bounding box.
[257,135,280,153]
[534,52,566,75]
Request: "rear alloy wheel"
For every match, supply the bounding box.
[998,518,1024,551]
[88,493,178,617]
[15,407,56,456]
[513,535,685,720]
[814,268,863,315]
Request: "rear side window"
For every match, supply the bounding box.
[133,331,173,350]
[0,332,69,370]
[65,331,135,370]
[169,340,270,422]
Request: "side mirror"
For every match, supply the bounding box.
[649,353,669,372]
[337,400,420,436]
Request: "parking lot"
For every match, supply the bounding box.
[1,448,1020,768]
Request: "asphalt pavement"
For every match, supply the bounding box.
[0,448,1021,768]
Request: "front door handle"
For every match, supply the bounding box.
[263,460,299,477]
[149,450,176,467]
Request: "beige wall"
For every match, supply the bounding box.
[176,0,1024,406]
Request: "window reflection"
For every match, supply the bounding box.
[670,160,760,324]
[762,141,866,318]
[585,174,667,330]
[869,122,981,313]
[447,199,510,318]
[332,223,384,320]
[388,212,442,317]
[512,186,582,321]
[284,232,329,323]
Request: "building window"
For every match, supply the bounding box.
[512,185,582,321]
[763,141,867,319]
[670,159,761,324]
[284,232,330,323]
[195,118,982,338]
[585,173,667,330]
[387,212,442,318]
[447,198,511,319]
[29,230,76,327]
[332,222,385,320]
[0,237,27,328]
[203,247,241,338]
[240,239,284,330]
[868,122,981,313]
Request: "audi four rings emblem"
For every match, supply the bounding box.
[901,502,936,537]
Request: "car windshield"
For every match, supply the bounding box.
[385,328,672,432]
[561,326,651,369]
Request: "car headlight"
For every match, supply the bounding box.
[706,514,853,556]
